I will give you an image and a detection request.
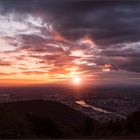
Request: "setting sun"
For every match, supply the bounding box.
[72,76,81,85]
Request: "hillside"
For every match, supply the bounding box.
[0,99,140,139]
[0,100,95,138]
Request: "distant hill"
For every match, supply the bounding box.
[0,100,96,138]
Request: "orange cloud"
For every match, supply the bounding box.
[78,35,96,47]
[0,60,12,66]
[52,30,68,42]
[103,64,112,72]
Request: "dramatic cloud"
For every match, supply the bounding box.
[0,0,140,84]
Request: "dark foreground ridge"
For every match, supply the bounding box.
[0,99,139,139]
[0,100,96,139]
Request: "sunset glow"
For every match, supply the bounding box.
[72,76,81,85]
[0,0,139,86]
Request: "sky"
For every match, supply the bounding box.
[0,0,140,86]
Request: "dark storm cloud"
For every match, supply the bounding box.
[1,0,140,44]
[119,57,140,73]
[102,47,140,57]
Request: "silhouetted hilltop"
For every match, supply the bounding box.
[0,100,95,138]
[0,100,86,124]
